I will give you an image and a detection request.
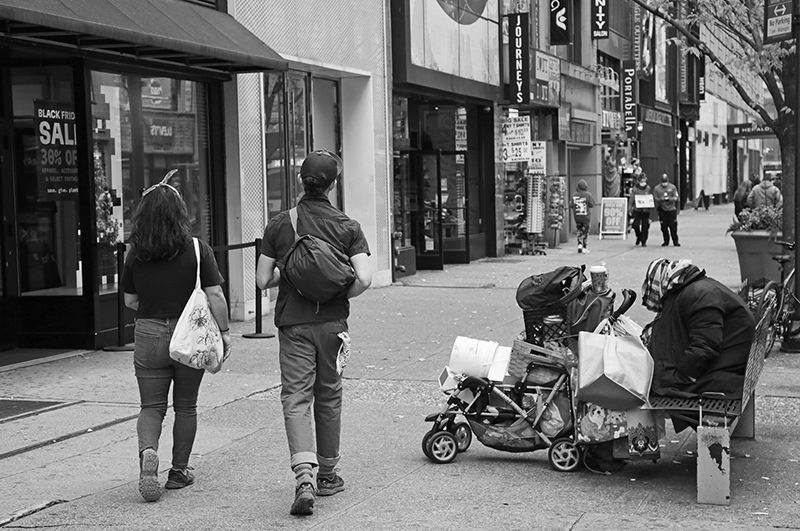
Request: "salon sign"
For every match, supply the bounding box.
[35,100,78,200]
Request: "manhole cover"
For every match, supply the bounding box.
[0,399,64,421]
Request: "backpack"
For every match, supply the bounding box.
[516,266,585,310]
[277,207,355,304]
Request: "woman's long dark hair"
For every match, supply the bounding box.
[129,185,192,260]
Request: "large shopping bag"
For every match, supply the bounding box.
[577,317,653,410]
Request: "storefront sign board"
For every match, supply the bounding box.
[35,100,78,201]
[501,115,531,163]
[530,141,546,175]
[599,197,628,239]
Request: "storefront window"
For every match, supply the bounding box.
[11,66,78,295]
[264,72,286,220]
[263,72,342,217]
[91,71,210,292]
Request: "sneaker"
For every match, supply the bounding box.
[165,467,195,489]
[662,242,669,246]
[582,248,590,254]
[139,448,161,502]
[577,244,583,253]
[317,474,345,496]
[290,483,316,515]
[642,243,647,247]
[674,242,681,247]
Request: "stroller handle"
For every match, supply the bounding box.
[611,288,637,320]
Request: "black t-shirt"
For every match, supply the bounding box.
[121,238,224,319]
[261,196,370,327]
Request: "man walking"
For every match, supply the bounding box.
[747,173,782,208]
[256,150,372,516]
[653,173,680,246]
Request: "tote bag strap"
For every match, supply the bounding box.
[192,237,201,290]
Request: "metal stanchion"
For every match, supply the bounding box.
[243,238,275,339]
[104,241,133,352]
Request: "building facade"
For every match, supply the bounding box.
[227,0,393,319]
[0,0,286,352]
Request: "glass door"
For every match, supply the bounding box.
[0,120,17,349]
[401,150,444,270]
[440,150,469,264]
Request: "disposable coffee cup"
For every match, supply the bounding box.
[589,265,609,293]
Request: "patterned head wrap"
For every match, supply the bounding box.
[641,258,696,313]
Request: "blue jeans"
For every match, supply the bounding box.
[134,318,205,470]
[279,320,346,474]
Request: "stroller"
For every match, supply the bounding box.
[421,265,637,471]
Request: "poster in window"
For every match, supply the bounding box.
[34,100,78,201]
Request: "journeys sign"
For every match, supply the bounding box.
[35,100,78,200]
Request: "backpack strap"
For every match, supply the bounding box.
[288,207,300,241]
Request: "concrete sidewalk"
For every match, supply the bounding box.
[0,203,798,530]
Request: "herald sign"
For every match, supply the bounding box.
[591,0,609,39]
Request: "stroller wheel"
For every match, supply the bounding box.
[548,438,582,472]
[449,422,472,453]
[425,431,458,464]
[421,430,435,459]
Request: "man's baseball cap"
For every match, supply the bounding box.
[300,150,343,188]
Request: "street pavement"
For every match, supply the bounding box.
[0,203,798,530]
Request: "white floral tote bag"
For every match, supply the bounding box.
[169,238,223,373]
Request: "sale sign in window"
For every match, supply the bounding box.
[35,100,78,201]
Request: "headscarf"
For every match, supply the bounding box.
[641,258,696,313]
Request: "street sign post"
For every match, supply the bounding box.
[764,0,794,44]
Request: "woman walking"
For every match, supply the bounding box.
[121,172,232,502]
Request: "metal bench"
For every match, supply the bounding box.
[648,298,774,505]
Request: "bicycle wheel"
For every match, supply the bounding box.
[780,269,800,341]
[757,281,780,356]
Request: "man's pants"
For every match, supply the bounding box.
[658,209,679,244]
[279,320,347,471]
[631,211,650,244]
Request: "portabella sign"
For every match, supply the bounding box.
[621,60,637,138]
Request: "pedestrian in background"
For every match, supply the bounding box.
[570,179,596,254]
[257,150,372,516]
[747,173,782,209]
[653,173,680,246]
[121,174,232,503]
[733,177,754,218]
[629,171,652,247]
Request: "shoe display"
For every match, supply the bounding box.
[165,467,195,490]
[138,448,161,502]
[290,483,316,515]
[317,473,345,496]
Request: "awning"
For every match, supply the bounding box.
[0,0,287,77]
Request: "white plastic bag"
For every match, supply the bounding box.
[169,238,223,373]
[577,317,653,410]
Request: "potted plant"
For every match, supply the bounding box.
[727,205,783,284]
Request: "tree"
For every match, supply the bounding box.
[630,0,796,238]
